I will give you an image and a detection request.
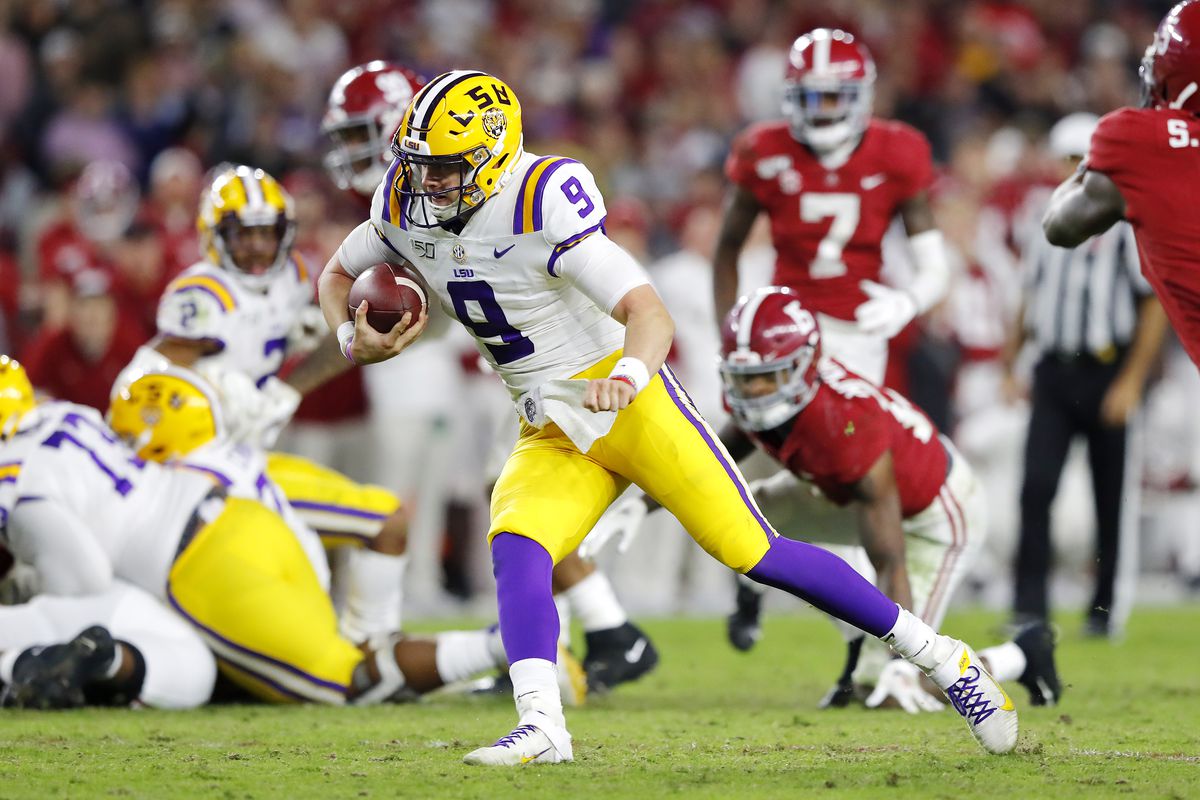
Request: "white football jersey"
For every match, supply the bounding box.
[177,440,330,590]
[155,258,315,386]
[337,151,630,397]
[0,403,214,598]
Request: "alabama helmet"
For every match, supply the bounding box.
[782,29,875,154]
[391,70,524,228]
[719,287,822,431]
[1141,1,1200,113]
[323,61,426,197]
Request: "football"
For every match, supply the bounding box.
[347,261,428,334]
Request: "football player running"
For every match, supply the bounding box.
[0,356,576,707]
[714,27,954,688]
[1043,0,1200,370]
[113,164,414,634]
[323,62,659,693]
[319,70,1017,763]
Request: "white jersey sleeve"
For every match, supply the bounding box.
[337,181,397,278]
[540,160,609,251]
[555,233,651,314]
[157,280,234,343]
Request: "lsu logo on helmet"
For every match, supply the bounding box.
[390,71,524,227]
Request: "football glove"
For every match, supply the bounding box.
[855,280,918,339]
[865,659,945,714]
[287,304,329,355]
[578,493,650,559]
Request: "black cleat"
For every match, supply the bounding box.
[726,581,764,652]
[1014,621,1062,706]
[583,622,659,693]
[818,636,864,709]
[6,626,116,710]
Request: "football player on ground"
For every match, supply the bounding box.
[318,70,1017,764]
[1043,0,1200,370]
[588,288,1062,712]
[323,62,659,692]
[0,356,579,707]
[713,27,953,682]
[113,164,414,632]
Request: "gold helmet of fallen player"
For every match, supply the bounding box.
[197,164,297,291]
[391,70,523,228]
[107,370,223,462]
[0,355,35,440]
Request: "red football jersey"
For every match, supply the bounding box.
[749,359,947,517]
[725,119,934,320]
[1088,107,1200,365]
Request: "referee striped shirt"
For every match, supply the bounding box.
[1023,222,1151,358]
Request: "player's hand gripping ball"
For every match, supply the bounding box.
[347,261,428,334]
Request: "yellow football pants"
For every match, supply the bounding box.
[266,452,401,549]
[166,498,364,704]
[490,352,777,569]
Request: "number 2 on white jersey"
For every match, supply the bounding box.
[800,193,860,279]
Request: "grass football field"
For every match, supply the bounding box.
[2,607,1197,799]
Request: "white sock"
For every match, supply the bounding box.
[340,550,406,643]
[0,648,22,683]
[881,607,956,671]
[485,626,507,666]
[435,630,503,684]
[563,571,627,632]
[509,657,564,726]
[554,595,572,648]
[979,641,1027,683]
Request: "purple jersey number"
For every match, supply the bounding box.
[560,176,595,219]
[447,280,534,365]
[42,414,144,496]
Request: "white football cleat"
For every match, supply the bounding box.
[463,711,573,766]
[927,640,1019,754]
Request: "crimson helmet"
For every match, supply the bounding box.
[72,160,140,244]
[1141,1,1200,113]
[719,287,822,431]
[322,61,426,196]
[782,29,875,154]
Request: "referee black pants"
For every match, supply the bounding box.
[1014,354,1131,624]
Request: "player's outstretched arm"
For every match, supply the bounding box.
[1042,166,1126,248]
[712,186,762,327]
[849,452,913,611]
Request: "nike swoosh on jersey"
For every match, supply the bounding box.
[624,638,648,664]
[494,244,516,258]
[860,173,887,190]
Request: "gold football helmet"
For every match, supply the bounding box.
[391,70,523,227]
[197,164,296,290]
[0,355,35,439]
[107,370,223,462]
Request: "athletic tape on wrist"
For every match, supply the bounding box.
[337,320,356,363]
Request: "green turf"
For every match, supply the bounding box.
[2,607,1197,799]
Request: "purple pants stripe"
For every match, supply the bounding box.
[491,532,558,664]
[166,586,349,695]
[216,654,308,702]
[289,500,388,521]
[658,365,776,541]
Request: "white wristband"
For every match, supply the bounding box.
[337,320,356,362]
[608,357,650,396]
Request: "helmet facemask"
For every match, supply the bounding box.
[212,213,296,292]
[720,345,820,432]
[783,78,873,154]
[324,116,392,196]
[394,139,494,228]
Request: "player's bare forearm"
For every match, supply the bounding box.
[612,284,674,377]
[283,333,353,395]
[851,453,912,610]
[716,420,758,463]
[318,254,355,332]
[897,192,935,236]
[1042,167,1126,247]
[1121,295,1169,387]
[712,186,761,325]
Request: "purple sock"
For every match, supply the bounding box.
[491,532,559,664]
[746,538,899,637]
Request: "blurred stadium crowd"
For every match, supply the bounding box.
[0,0,1196,618]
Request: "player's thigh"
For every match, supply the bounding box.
[168,498,363,703]
[489,427,625,563]
[596,366,774,572]
[267,451,400,548]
